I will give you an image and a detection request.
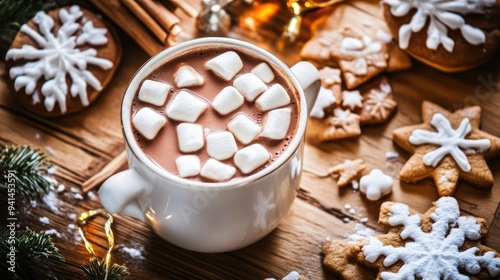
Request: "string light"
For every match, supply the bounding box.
[78,208,115,280]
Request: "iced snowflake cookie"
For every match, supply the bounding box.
[393,101,500,196]
[323,196,500,279]
[5,5,121,117]
[382,0,500,72]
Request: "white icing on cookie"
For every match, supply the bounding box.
[363,196,500,279]
[383,0,496,52]
[5,5,112,113]
[342,90,363,110]
[310,87,336,119]
[409,113,491,172]
[330,108,358,130]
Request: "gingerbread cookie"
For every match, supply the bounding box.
[358,76,397,125]
[323,197,500,279]
[309,71,396,141]
[393,101,500,196]
[5,5,121,117]
[382,0,500,72]
[310,108,362,141]
[330,159,366,187]
[301,2,412,89]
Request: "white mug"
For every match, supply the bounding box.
[99,37,321,252]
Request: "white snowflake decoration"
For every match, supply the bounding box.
[253,190,275,229]
[5,5,113,113]
[409,113,491,172]
[362,197,500,279]
[383,0,496,52]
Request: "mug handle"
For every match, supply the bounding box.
[290,61,321,115]
[98,169,147,222]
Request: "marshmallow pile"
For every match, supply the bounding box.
[132,51,294,182]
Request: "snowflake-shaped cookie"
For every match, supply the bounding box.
[393,101,500,196]
[6,5,113,114]
[383,0,496,52]
[363,197,500,279]
[322,197,500,279]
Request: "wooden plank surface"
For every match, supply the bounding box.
[1,0,500,279]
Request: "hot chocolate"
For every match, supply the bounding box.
[130,44,300,182]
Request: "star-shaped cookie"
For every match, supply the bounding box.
[393,101,500,196]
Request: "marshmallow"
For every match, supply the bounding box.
[138,80,171,106]
[174,64,204,88]
[233,73,267,101]
[234,144,270,174]
[251,62,275,83]
[200,158,236,182]
[176,123,204,152]
[205,51,243,81]
[212,86,244,115]
[175,155,201,178]
[255,84,291,111]
[206,131,238,160]
[166,90,208,122]
[132,107,166,140]
[260,108,291,140]
[228,113,261,144]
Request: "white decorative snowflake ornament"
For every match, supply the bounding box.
[383,0,496,52]
[6,5,113,114]
[362,197,500,279]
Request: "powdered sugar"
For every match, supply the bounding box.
[117,244,145,260]
[44,229,61,238]
[39,216,50,224]
[348,222,376,241]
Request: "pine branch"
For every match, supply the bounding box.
[0,230,65,280]
[0,145,53,201]
[0,0,58,55]
[82,258,130,280]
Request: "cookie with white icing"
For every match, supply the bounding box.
[382,0,500,72]
[323,196,500,279]
[393,101,500,196]
[5,5,121,117]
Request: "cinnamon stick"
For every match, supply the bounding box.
[82,150,128,193]
[88,0,164,56]
[136,0,181,32]
[120,0,168,43]
[168,0,199,18]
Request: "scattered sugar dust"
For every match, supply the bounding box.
[117,243,146,262]
[347,223,376,241]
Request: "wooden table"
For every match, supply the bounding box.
[1,1,499,279]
